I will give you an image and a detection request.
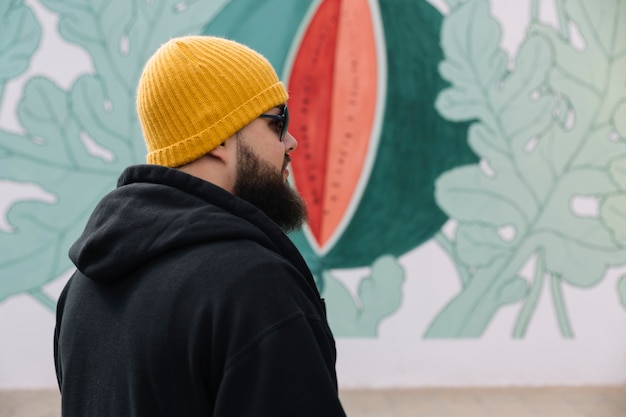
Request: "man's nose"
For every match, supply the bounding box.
[284,131,297,153]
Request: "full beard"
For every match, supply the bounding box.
[233,141,308,233]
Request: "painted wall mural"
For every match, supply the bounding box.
[1,0,626,387]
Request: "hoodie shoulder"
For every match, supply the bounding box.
[69,165,276,282]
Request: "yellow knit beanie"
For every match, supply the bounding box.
[136,36,289,167]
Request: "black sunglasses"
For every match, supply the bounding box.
[259,105,289,142]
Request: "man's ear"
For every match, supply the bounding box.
[207,134,236,163]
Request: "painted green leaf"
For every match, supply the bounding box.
[563,0,626,124]
[529,0,626,287]
[529,166,625,287]
[429,0,626,337]
[532,168,617,245]
[573,125,625,170]
[497,277,528,305]
[614,102,626,138]
[437,165,533,235]
[609,156,626,189]
[0,0,225,305]
[436,14,555,237]
[0,1,55,304]
[0,0,40,89]
[17,77,84,167]
[0,77,118,301]
[530,1,626,173]
[600,194,626,246]
[454,224,512,268]
[323,255,404,337]
[71,74,136,167]
[436,0,508,124]
[40,0,228,164]
[359,255,405,322]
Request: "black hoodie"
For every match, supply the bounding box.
[54,165,346,417]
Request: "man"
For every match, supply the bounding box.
[54,36,346,416]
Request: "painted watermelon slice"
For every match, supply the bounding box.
[287,0,381,254]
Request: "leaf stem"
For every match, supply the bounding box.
[530,0,539,23]
[550,273,574,337]
[555,0,570,41]
[513,249,545,337]
[434,231,470,287]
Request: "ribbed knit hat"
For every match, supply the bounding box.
[136,36,289,167]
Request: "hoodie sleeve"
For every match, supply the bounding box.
[212,312,347,417]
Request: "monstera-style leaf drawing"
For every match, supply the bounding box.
[0,0,226,308]
[428,0,626,337]
[0,0,39,99]
[0,0,45,304]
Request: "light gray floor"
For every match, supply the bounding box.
[1,386,625,416]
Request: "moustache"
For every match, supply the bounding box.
[282,155,291,171]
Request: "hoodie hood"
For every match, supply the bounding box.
[69,165,311,284]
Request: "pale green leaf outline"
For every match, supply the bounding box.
[427,0,626,338]
[0,0,41,96]
[0,0,228,306]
